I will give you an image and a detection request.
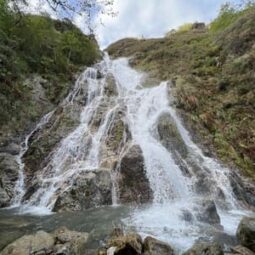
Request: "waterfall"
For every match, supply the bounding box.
[12,55,252,249]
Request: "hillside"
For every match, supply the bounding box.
[0,0,100,145]
[107,5,255,179]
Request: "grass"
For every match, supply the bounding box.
[107,3,255,178]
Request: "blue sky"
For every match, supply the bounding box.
[94,0,242,49]
[26,0,242,49]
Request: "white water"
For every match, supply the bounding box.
[12,56,253,250]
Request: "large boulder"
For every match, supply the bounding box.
[0,153,19,207]
[0,227,89,255]
[157,113,188,158]
[53,169,112,212]
[107,232,143,255]
[52,227,89,255]
[183,242,224,255]
[236,217,255,252]
[143,236,175,255]
[196,200,221,226]
[117,145,152,204]
[0,230,55,255]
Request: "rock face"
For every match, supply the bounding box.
[143,236,174,255]
[53,169,112,212]
[196,200,221,226]
[0,227,89,255]
[236,217,255,252]
[183,242,224,255]
[0,153,19,207]
[117,145,153,204]
[157,113,188,158]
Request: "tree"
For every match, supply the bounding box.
[8,0,115,34]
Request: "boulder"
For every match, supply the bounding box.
[183,242,223,255]
[143,236,175,255]
[53,227,89,255]
[196,200,221,225]
[107,232,143,255]
[192,23,206,30]
[231,245,255,255]
[0,153,19,207]
[157,113,188,158]
[0,230,55,255]
[104,74,118,97]
[236,217,255,252]
[53,169,112,212]
[0,227,89,255]
[117,145,152,204]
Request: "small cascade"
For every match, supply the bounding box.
[11,110,54,207]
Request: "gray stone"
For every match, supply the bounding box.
[236,217,255,252]
[53,227,89,255]
[53,169,112,212]
[143,236,175,255]
[183,242,223,255]
[0,231,55,255]
[107,233,143,255]
[157,113,188,158]
[196,200,221,225]
[117,145,153,204]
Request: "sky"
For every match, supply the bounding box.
[25,0,242,49]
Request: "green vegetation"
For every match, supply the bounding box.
[107,2,255,178]
[0,0,100,138]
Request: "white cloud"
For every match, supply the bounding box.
[95,0,241,49]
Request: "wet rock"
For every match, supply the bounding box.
[107,232,143,255]
[196,200,221,225]
[183,242,224,255]
[231,245,255,255]
[104,74,118,97]
[0,187,10,208]
[181,210,194,222]
[117,145,153,204]
[53,227,89,255]
[53,169,112,212]
[24,100,83,182]
[236,217,255,252]
[157,113,188,158]
[143,236,175,255]
[0,230,55,255]
[0,153,19,207]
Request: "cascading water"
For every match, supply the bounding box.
[11,55,253,251]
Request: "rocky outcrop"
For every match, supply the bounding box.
[0,153,19,207]
[195,200,221,226]
[157,113,188,158]
[0,230,55,255]
[53,169,112,212]
[183,242,224,255]
[236,217,255,252]
[143,236,174,255]
[0,227,89,255]
[117,145,153,204]
[106,231,143,255]
[98,230,174,255]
